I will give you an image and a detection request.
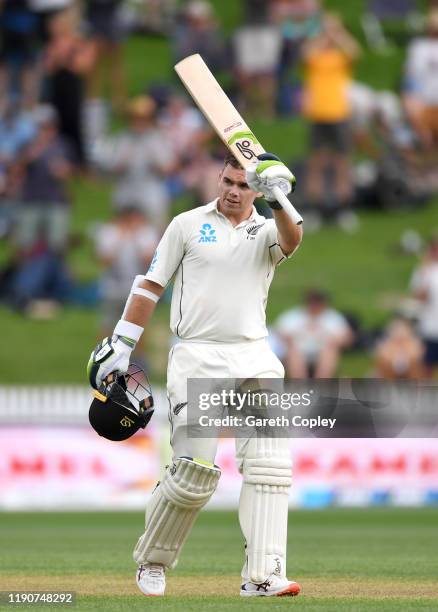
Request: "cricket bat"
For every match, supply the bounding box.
[174,54,303,225]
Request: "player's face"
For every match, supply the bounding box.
[217,165,257,220]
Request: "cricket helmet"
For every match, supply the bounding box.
[89,364,154,441]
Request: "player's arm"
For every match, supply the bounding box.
[246,153,303,255]
[87,218,185,389]
[87,277,164,390]
[271,208,303,256]
[122,279,164,329]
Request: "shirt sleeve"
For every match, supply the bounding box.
[144,217,185,287]
[265,219,297,267]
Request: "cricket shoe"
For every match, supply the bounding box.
[240,575,301,597]
[136,563,165,596]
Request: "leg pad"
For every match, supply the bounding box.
[133,457,221,568]
[240,454,292,583]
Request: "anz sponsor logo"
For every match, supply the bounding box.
[246,223,264,240]
[198,223,217,243]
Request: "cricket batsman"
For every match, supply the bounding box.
[87,153,303,597]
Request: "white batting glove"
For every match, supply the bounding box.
[246,153,296,209]
[87,335,135,390]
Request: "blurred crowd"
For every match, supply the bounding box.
[0,0,437,379]
[271,235,438,380]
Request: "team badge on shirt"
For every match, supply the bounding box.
[198,223,217,243]
[246,223,264,240]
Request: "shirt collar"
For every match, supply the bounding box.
[206,198,263,224]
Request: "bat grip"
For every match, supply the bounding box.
[272,186,303,225]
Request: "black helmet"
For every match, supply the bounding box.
[89,364,154,441]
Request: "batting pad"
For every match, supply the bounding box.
[133,457,221,568]
[239,439,292,583]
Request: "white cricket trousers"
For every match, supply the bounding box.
[166,338,285,467]
[134,338,292,580]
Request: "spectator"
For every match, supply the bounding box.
[403,10,438,150]
[92,95,177,229]
[158,94,208,161]
[349,82,405,159]
[9,241,73,316]
[232,13,282,117]
[374,317,424,379]
[173,1,225,70]
[275,289,353,378]
[244,0,269,24]
[8,105,74,312]
[14,104,73,255]
[270,0,320,37]
[348,82,422,208]
[127,0,177,35]
[269,0,321,114]
[181,145,227,204]
[28,0,73,43]
[95,207,159,364]
[157,93,223,201]
[410,237,438,377]
[0,0,41,111]
[0,103,37,237]
[0,103,37,165]
[44,7,97,167]
[85,0,127,114]
[302,13,361,225]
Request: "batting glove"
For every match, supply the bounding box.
[87,335,135,390]
[246,153,296,209]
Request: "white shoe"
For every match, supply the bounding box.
[240,575,301,597]
[136,563,166,596]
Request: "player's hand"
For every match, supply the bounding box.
[246,153,296,209]
[87,335,135,390]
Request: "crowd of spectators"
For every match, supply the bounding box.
[270,233,438,380]
[0,0,437,381]
[0,0,215,318]
[163,0,438,228]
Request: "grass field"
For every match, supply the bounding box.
[1,509,437,610]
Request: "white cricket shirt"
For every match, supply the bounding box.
[145,199,295,342]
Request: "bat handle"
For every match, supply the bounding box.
[272,186,303,225]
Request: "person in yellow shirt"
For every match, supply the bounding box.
[302,14,361,226]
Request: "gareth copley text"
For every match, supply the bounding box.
[199,414,337,429]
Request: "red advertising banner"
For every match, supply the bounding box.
[1,428,437,509]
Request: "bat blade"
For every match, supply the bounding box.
[174,54,303,224]
[174,54,265,168]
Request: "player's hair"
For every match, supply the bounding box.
[223,153,243,170]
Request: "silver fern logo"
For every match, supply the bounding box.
[246,223,264,240]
